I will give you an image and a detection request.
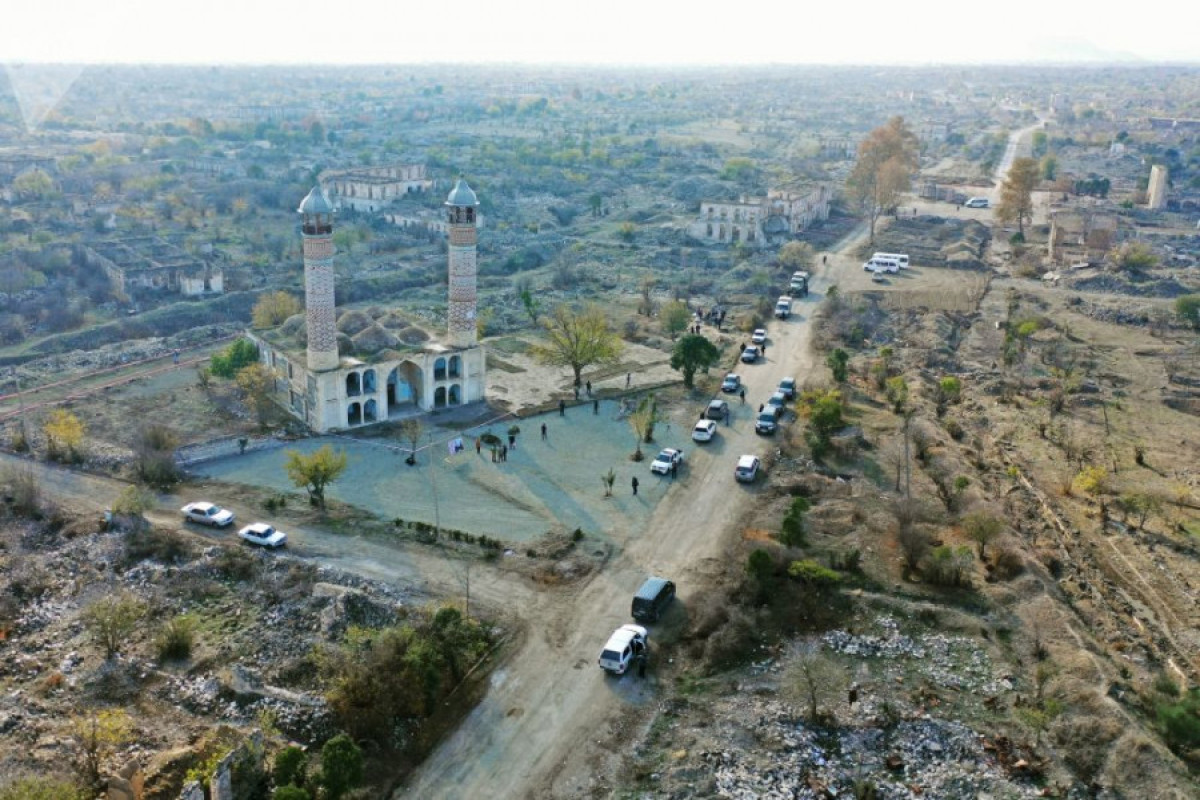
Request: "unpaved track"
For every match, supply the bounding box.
[397,251,848,799]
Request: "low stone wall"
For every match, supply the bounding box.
[175,435,289,468]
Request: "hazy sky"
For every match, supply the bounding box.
[1,0,1195,65]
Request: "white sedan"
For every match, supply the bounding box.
[238,522,288,548]
[692,420,718,442]
[650,448,684,475]
[181,501,235,528]
[751,328,767,345]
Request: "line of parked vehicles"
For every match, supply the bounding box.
[862,252,911,274]
[180,501,288,548]
[598,576,676,675]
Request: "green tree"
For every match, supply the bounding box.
[797,389,844,460]
[746,548,773,583]
[519,288,541,326]
[961,511,1003,559]
[779,496,810,547]
[209,339,260,378]
[1039,154,1058,181]
[532,304,623,391]
[1174,294,1200,330]
[12,169,56,200]
[996,157,1039,238]
[82,593,145,659]
[847,117,920,243]
[0,777,83,800]
[1157,688,1200,753]
[318,734,363,800]
[285,445,348,509]
[252,291,301,329]
[274,745,308,789]
[70,710,132,792]
[934,376,961,416]
[669,334,720,388]
[884,376,909,413]
[660,300,691,340]
[826,349,849,383]
[787,559,841,586]
[777,241,814,271]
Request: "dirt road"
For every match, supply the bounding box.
[396,254,844,799]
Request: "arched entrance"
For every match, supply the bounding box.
[386,361,423,417]
[448,384,461,405]
[364,398,378,422]
[434,386,447,408]
[347,402,362,426]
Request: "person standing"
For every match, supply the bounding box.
[541,423,548,441]
[626,373,632,388]
[559,398,566,416]
[670,461,677,479]
[593,398,599,415]
[724,406,730,426]
[631,476,639,496]
[475,437,482,455]
[501,444,508,462]
[761,341,766,356]
[739,387,745,404]
[586,380,592,395]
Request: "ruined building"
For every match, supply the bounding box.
[249,181,486,433]
[82,236,223,299]
[687,186,831,247]
[319,164,433,212]
[1147,165,1169,210]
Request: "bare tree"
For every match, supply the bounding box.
[784,651,847,723]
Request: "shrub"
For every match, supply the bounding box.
[924,545,974,588]
[273,745,308,789]
[82,593,146,659]
[0,776,85,800]
[273,787,310,800]
[1157,689,1200,754]
[125,527,192,565]
[991,546,1025,580]
[209,338,260,379]
[318,734,363,800]
[787,559,841,586]
[778,496,810,547]
[155,614,197,661]
[1072,466,1109,496]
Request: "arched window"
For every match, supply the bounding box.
[434,357,447,381]
[448,356,461,378]
[448,384,461,405]
[347,402,362,426]
[363,369,377,394]
[434,386,447,408]
[364,398,378,422]
[346,372,361,397]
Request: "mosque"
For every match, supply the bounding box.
[247,180,487,433]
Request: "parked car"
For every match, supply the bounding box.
[766,391,788,412]
[774,297,792,319]
[964,197,989,208]
[751,328,767,345]
[734,455,761,482]
[692,419,718,442]
[706,399,729,420]
[755,410,779,435]
[238,522,288,548]
[789,272,809,297]
[598,624,648,675]
[181,501,235,528]
[631,577,676,623]
[741,346,761,363]
[650,448,684,475]
[778,377,797,400]
[720,373,742,393]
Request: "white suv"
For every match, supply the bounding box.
[734,455,761,482]
[598,624,648,675]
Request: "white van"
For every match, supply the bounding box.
[964,197,989,209]
[872,252,909,269]
[863,256,900,274]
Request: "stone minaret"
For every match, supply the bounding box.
[299,187,339,372]
[445,179,479,348]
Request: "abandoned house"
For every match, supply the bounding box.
[319,164,434,212]
[82,236,224,299]
[688,185,832,247]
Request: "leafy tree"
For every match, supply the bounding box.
[134,423,179,489]
[70,710,132,792]
[846,117,920,242]
[274,745,308,789]
[210,339,260,378]
[934,376,961,416]
[285,445,348,509]
[826,349,849,383]
[746,548,773,583]
[996,157,1039,238]
[1039,154,1058,181]
[787,559,841,586]
[236,363,277,429]
[779,496,810,547]
[532,304,623,391]
[1112,241,1158,273]
[961,511,1003,559]
[669,334,720,388]
[43,409,85,462]
[519,288,541,326]
[628,393,662,459]
[12,169,56,200]
[884,376,909,413]
[1072,466,1108,496]
[797,389,844,459]
[1174,294,1200,330]
[252,291,301,329]
[0,776,84,800]
[82,593,146,659]
[272,787,310,800]
[318,734,363,800]
[777,241,814,271]
[660,300,691,340]
[924,545,975,587]
[1157,688,1200,754]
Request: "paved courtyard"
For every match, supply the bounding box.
[196,398,704,543]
